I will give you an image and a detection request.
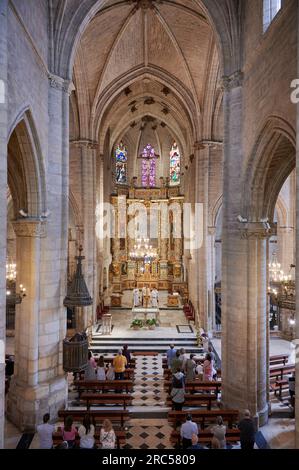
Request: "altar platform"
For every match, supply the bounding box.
[132,307,160,323]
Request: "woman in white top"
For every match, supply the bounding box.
[78,415,95,449]
[96,356,106,381]
[100,419,116,449]
[106,364,115,381]
[211,416,226,449]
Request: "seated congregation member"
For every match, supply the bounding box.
[113,349,127,380]
[96,356,106,381]
[180,414,198,449]
[211,416,226,449]
[203,353,214,382]
[37,413,55,449]
[167,344,177,368]
[78,414,95,449]
[171,369,185,411]
[62,415,77,449]
[106,363,115,381]
[170,350,183,374]
[100,419,116,449]
[187,433,202,450]
[185,354,196,381]
[238,410,256,450]
[122,345,131,366]
[85,352,96,380]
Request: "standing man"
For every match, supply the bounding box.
[133,285,140,308]
[238,410,256,450]
[167,344,177,368]
[180,414,198,449]
[37,414,55,449]
[113,349,127,380]
[151,286,159,308]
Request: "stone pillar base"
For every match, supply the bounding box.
[6,376,67,431]
[257,403,269,428]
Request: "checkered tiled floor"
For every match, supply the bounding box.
[132,355,167,407]
[123,419,174,449]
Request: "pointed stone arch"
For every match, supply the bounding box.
[242,115,296,223]
[7,109,47,219]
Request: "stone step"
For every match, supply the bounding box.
[90,342,203,353]
[91,338,198,345]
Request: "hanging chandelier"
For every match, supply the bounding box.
[268,252,291,283]
[129,238,158,264]
[6,260,26,306]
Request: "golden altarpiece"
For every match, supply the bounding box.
[109,183,186,306]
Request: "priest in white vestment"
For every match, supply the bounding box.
[151,288,159,308]
[133,287,140,307]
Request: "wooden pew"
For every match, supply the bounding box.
[270,364,295,381]
[80,392,133,410]
[94,357,136,369]
[166,394,218,411]
[168,409,239,430]
[52,428,126,449]
[163,368,221,381]
[270,354,289,366]
[270,379,289,398]
[74,380,134,397]
[170,429,241,448]
[164,380,221,396]
[58,409,130,429]
[79,368,135,381]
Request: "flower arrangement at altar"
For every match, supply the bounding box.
[145,318,157,330]
[130,319,143,330]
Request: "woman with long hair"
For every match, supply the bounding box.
[78,414,95,449]
[62,415,77,449]
[100,419,116,449]
[96,356,106,381]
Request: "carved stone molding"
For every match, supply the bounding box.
[12,219,47,238]
[70,139,98,150]
[221,71,244,92]
[130,0,163,9]
[48,73,75,95]
[240,222,277,240]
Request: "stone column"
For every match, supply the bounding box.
[221,72,269,426]
[208,226,216,331]
[74,140,98,326]
[7,73,71,430]
[0,0,7,449]
[295,2,299,447]
[7,220,45,427]
[194,142,209,330]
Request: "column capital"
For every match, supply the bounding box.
[48,73,75,95]
[221,70,244,92]
[70,139,98,150]
[239,221,277,240]
[12,219,47,238]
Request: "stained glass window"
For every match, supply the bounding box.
[115,142,127,184]
[141,144,157,187]
[169,142,181,185]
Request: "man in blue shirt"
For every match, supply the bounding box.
[166,344,177,367]
[180,414,199,449]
